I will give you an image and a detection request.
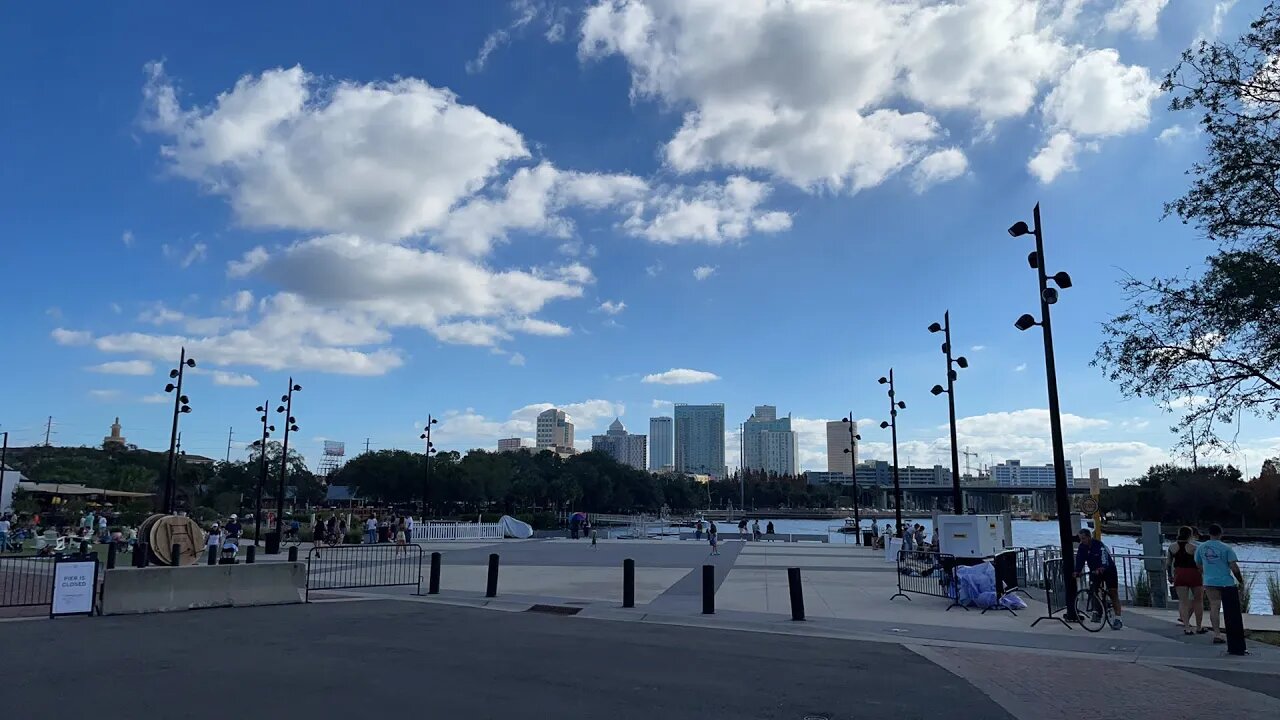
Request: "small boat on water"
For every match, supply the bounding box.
[832,517,860,534]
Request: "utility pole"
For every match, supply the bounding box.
[225,426,234,462]
[44,416,53,446]
[365,438,371,454]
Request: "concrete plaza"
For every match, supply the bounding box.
[10,536,1280,719]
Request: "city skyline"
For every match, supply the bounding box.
[3,3,1276,486]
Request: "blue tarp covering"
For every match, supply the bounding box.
[955,561,1028,610]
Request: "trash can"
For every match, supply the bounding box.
[862,530,874,546]
[264,531,281,555]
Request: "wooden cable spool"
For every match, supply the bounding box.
[143,514,205,566]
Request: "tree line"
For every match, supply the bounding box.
[1101,461,1280,528]
[328,448,848,514]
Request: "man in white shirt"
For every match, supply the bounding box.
[365,516,378,544]
[0,514,12,551]
[405,515,415,543]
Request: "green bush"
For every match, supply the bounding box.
[1266,573,1280,616]
[1135,569,1152,607]
[513,512,558,530]
[1241,573,1257,614]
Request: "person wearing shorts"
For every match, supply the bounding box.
[1166,525,1205,634]
[1074,528,1123,630]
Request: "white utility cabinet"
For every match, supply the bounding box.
[936,514,1008,558]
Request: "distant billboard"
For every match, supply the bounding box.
[323,441,345,457]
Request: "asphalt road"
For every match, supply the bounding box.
[6,600,1011,720]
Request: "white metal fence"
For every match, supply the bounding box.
[410,522,504,542]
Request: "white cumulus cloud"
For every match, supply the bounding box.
[642,368,720,385]
[89,360,155,376]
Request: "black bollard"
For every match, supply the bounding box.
[136,542,149,568]
[429,552,441,595]
[246,545,256,564]
[1220,585,1248,656]
[486,553,500,598]
[106,542,117,570]
[702,564,715,614]
[623,558,635,608]
[288,545,299,562]
[171,543,181,567]
[788,567,806,621]
[208,546,217,566]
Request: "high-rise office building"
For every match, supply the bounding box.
[742,405,797,476]
[827,420,857,475]
[991,459,1074,487]
[497,437,527,452]
[591,418,647,470]
[649,416,674,471]
[536,408,574,450]
[674,403,726,478]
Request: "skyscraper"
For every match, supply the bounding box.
[742,405,797,476]
[591,418,647,470]
[536,408,574,450]
[674,403,726,478]
[649,416,674,471]
[827,420,857,475]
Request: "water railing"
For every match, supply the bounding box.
[410,522,504,542]
[1112,552,1280,614]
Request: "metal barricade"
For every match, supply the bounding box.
[305,544,423,601]
[1031,558,1073,628]
[890,550,962,610]
[0,554,55,609]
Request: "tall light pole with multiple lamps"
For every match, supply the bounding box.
[252,401,275,548]
[162,347,196,514]
[419,415,438,519]
[878,370,906,536]
[928,311,968,514]
[274,379,301,541]
[1009,203,1077,619]
[841,415,862,544]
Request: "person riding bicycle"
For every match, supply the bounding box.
[1074,528,1123,630]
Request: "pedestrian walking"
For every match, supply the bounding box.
[766,520,775,541]
[738,518,748,541]
[1166,525,1206,635]
[365,515,377,544]
[1195,524,1245,647]
[695,520,703,541]
[590,528,598,548]
[752,519,761,541]
[708,522,719,556]
[394,518,407,556]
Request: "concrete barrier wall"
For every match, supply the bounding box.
[101,562,306,615]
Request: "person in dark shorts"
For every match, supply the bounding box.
[1074,528,1123,630]
[1166,525,1205,634]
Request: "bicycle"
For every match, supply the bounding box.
[282,527,303,549]
[1073,573,1115,632]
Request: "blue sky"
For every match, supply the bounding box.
[2,1,1273,481]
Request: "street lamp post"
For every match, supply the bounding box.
[419,415,438,519]
[1009,203,1077,620]
[162,347,196,514]
[274,379,301,539]
[878,370,906,536]
[928,311,969,513]
[841,415,862,544]
[252,402,275,548]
